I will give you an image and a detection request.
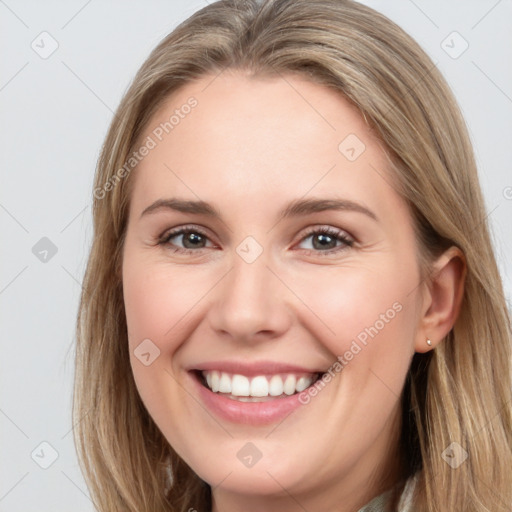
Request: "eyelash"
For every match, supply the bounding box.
[157,224,354,257]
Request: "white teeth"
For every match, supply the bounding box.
[211,370,220,392]
[250,376,269,397]
[296,376,310,392]
[201,371,317,398]
[283,375,296,395]
[219,372,232,393]
[232,374,250,396]
[269,375,283,396]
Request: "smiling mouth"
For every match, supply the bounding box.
[194,370,323,402]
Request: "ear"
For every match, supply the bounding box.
[414,246,467,353]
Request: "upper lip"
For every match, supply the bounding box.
[188,360,326,376]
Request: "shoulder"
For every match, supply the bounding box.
[397,472,419,511]
[358,473,419,512]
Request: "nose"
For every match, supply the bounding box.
[207,249,293,343]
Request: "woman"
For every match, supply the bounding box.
[73,0,512,510]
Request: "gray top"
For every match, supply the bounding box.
[358,475,416,512]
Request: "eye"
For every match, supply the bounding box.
[158,224,354,256]
[158,226,214,255]
[296,226,354,256]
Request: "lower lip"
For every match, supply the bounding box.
[190,371,309,425]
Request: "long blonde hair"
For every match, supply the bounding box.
[73,0,512,510]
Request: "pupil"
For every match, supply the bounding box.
[184,232,204,249]
[314,234,335,250]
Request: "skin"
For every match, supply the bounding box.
[122,69,465,512]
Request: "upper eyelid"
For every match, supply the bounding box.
[302,225,353,239]
[161,224,213,242]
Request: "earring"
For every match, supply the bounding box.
[426,338,432,347]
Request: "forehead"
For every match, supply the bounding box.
[128,70,406,224]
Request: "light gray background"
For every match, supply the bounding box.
[1,1,511,510]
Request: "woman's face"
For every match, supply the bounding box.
[122,70,425,508]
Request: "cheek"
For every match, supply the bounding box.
[121,250,190,416]
[123,273,173,344]
[122,255,205,442]
[291,260,419,397]
[299,265,415,341]
[123,256,206,349]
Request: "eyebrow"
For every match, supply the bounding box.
[140,197,378,223]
